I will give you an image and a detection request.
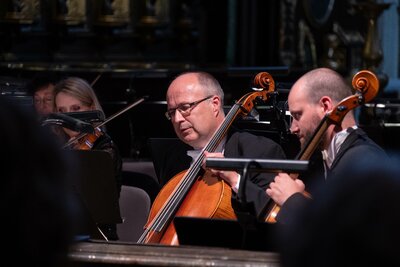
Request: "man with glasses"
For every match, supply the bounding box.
[160,71,287,219]
[27,75,58,119]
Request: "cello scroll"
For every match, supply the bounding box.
[253,71,276,91]
[351,69,379,103]
[237,72,276,116]
[328,70,379,125]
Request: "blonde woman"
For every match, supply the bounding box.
[54,76,122,241]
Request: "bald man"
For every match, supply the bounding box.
[266,68,387,224]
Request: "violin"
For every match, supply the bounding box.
[72,127,103,150]
[62,96,148,150]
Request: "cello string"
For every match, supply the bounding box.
[145,104,241,233]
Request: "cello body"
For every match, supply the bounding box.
[147,170,235,245]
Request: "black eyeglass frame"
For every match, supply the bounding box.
[165,95,213,120]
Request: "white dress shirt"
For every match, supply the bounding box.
[321,125,357,178]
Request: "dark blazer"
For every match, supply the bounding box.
[224,131,287,219]
[157,130,287,220]
[276,127,388,224]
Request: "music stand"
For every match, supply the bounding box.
[206,157,309,205]
[60,110,105,123]
[205,157,309,242]
[205,158,309,173]
[66,150,122,241]
[174,216,281,252]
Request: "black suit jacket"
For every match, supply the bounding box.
[156,130,287,219]
[224,131,287,219]
[276,127,388,224]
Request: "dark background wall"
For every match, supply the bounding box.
[0,0,397,158]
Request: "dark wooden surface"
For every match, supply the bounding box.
[69,241,281,267]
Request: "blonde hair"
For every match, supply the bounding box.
[54,77,106,133]
[53,77,104,114]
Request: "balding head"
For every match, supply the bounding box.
[167,72,224,107]
[293,68,353,105]
[287,68,357,150]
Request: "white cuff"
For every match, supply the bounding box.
[232,173,241,193]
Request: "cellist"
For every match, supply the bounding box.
[266,68,388,225]
[53,77,123,240]
[161,71,287,220]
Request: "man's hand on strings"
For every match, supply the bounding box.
[266,172,305,206]
[202,151,239,188]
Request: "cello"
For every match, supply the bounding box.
[264,69,380,223]
[138,72,277,245]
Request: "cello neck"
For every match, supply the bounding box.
[295,115,331,160]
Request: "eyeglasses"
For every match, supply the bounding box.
[165,95,213,120]
[34,97,54,105]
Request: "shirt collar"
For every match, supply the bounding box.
[322,125,357,169]
[187,136,227,161]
